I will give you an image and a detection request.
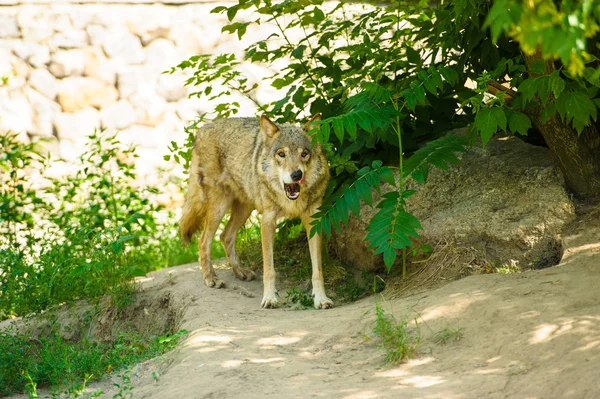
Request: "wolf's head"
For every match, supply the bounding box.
[259,114,325,201]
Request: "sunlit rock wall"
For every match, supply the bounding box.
[0,0,279,174]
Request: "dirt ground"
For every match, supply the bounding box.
[10,216,600,399]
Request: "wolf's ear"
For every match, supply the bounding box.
[303,113,322,132]
[260,114,280,139]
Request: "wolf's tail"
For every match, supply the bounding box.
[179,183,206,245]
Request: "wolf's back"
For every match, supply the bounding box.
[180,119,260,244]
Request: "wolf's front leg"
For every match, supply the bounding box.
[302,213,333,309]
[260,214,279,308]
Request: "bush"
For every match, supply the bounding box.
[0,131,188,318]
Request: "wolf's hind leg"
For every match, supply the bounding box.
[220,201,256,281]
[198,195,230,289]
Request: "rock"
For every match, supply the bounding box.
[86,24,107,47]
[0,14,20,39]
[175,97,207,123]
[28,68,58,99]
[54,107,101,141]
[47,13,72,33]
[0,55,29,89]
[58,138,88,162]
[156,73,188,102]
[331,131,576,272]
[50,30,89,49]
[0,93,33,134]
[0,47,13,76]
[83,47,116,85]
[100,100,137,130]
[36,135,60,157]
[17,8,53,41]
[68,8,101,30]
[57,77,119,112]
[102,30,145,65]
[119,124,168,150]
[24,87,61,137]
[11,41,51,68]
[144,38,179,74]
[168,24,206,54]
[129,89,167,127]
[49,49,86,78]
[157,108,184,137]
[116,66,156,99]
[125,10,173,45]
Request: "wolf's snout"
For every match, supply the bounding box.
[291,170,303,182]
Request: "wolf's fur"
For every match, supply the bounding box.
[180,114,333,309]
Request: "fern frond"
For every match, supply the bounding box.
[316,107,397,144]
[310,161,395,238]
[345,82,393,111]
[403,134,468,183]
[365,191,422,270]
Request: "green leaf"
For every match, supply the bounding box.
[291,45,307,59]
[343,114,357,140]
[227,5,239,21]
[332,118,345,142]
[378,166,396,186]
[320,122,330,142]
[112,241,122,255]
[541,103,556,123]
[406,47,421,64]
[518,78,538,104]
[355,178,373,206]
[530,60,547,75]
[491,107,507,132]
[383,247,397,270]
[344,187,360,217]
[550,72,566,98]
[313,7,325,22]
[474,107,498,146]
[508,111,531,136]
[564,90,597,134]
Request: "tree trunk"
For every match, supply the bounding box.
[523,51,600,200]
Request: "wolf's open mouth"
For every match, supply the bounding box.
[284,183,300,200]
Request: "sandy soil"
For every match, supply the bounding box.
[11,217,600,399]
[69,215,597,399]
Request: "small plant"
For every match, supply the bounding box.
[113,371,134,399]
[372,303,420,363]
[285,288,314,309]
[433,327,464,345]
[494,263,520,274]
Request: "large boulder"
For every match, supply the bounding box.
[331,131,576,273]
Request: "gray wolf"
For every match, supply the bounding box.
[179,114,333,309]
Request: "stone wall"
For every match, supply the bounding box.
[0,0,278,174]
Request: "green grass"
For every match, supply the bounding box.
[285,288,314,309]
[372,303,420,363]
[0,324,187,397]
[433,327,464,344]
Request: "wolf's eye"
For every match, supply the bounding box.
[277,151,286,158]
[301,151,309,158]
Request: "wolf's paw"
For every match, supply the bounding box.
[261,295,279,309]
[314,295,334,309]
[233,267,256,281]
[204,276,225,289]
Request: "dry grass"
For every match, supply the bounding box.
[389,239,490,298]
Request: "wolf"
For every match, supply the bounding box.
[179,114,333,309]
